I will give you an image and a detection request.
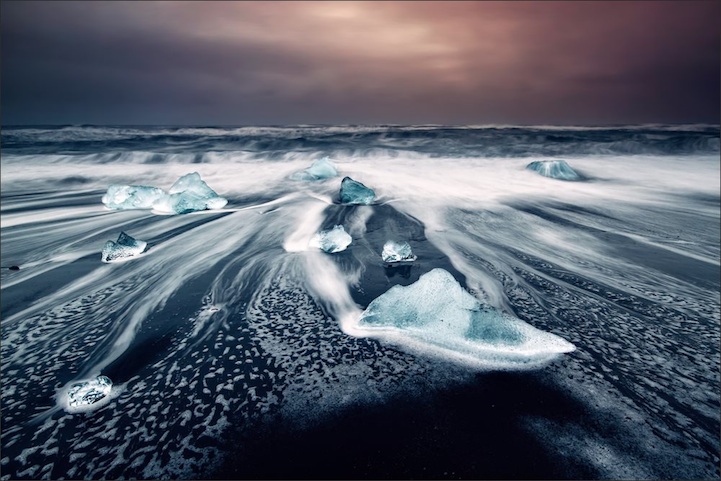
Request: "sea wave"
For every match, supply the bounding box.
[1,124,718,158]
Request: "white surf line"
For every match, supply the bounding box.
[548,208,721,267]
[0,262,133,327]
[147,191,304,216]
[282,199,328,253]
[0,205,108,229]
[302,249,363,334]
[0,250,101,290]
[72,211,266,377]
[620,232,720,266]
[0,214,158,290]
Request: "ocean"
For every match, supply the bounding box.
[1,124,719,479]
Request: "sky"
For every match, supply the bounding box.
[1,1,719,126]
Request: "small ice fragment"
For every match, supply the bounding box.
[66,376,112,408]
[290,157,338,181]
[308,225,352,253]
[526,160,581,181]
[101,231,147,263]
[152,172,228,214]
[339,176,375,205]
[102,184,167,210]
[382,241,417,263]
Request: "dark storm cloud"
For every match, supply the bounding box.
[1,2,326,124]
[1,1,719,125]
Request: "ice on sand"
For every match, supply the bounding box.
[357,268,575,367]
[152,172,228,214]
[102,184,166,210]
[66,376,112,409]
[382,241,416,263]
[526,160,581,181]
[308,225,352,253]
[101,231,147,263]
[290,157,338,181]
[102,173,227,214]
[339,176,375,205]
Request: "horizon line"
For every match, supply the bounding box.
[2,122,719,129]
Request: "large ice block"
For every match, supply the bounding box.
[526,160,581,181]
[102,184,166,210]
[308,225,352,253]
[152,172,228,214]
[101,231,147,263]
[339,176,375,205]
[66,375,112,408]
[357,268,575,367]
[381,241,416,263]
[290,157,338,181]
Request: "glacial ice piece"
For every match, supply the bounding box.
[101,231,147,263]
[382,241,416,263]
[66,375,112,408]
[152,172,228,214]
[308,225,352,253]
[339,176,375,205]
[152,192,228,214]
[102,184,167,210]
[290,157,338,181]
[357,268,575,368]
[526,160,581,181]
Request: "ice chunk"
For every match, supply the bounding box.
[102,173,227,214]
[66,376,112,409]
[168,172,219,197]
[102,184,166,210]
[152,172,228,214]
[308,225,352,253]
[356,268,575,368]
[290,157,338,181]
[526,160,581,181]
[101,231,147,263]
[382,241,416,263]
[339,176,375,205]
[152,192,227,214]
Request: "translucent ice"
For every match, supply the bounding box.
[357,268,575,368]
[152,172,228,214]
[66,375,112,408]
[102,184,166,210]
[309,225,352,253]
[339,176,375,205]
[101,231,147,263]
[526,160,581,181]
[290,157,338,181]
[382,241,416,263]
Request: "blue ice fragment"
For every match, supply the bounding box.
[290,157,338,181]
[339,176,375,205]
[152,172,228,214]
[526,160,581,181]
[102,184,166,210]
[168,172,221,197]
[308,225,352,253]
[101,231,147,263]
[357,268,575,367]
[382,241,416,263]
[152,192,227,215]
[66,375,112,408]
